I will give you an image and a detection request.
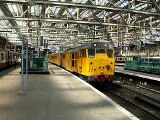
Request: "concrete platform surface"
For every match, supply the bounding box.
[115,66,160,82]
[0,65,139,120]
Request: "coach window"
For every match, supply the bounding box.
[1,53,4,60]
[72,54,75,67]
[75,52,78,59]
[81,49,86,58]
[53,55,57,59]
[88,49,95,58]
[72,53,74,59]
[106,49,113,58]
[62,55,65,58]
[96,49,105,53]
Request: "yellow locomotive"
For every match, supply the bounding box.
[48,42,115,84]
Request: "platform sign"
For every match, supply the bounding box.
[43,39,48,48]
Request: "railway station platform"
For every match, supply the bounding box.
[115,63,125,66]
[115,66,160,82]
[0,64,139,120]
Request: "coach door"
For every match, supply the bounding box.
[79,49,86,73]
[74,52,78,72]
[79,50,82,73]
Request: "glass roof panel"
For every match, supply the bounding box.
[7,4,18,15]
[105,12,112,16]
[152,19,160,24]
[97,12,104,18]
[53,7,61,15]
[49,0,59,1]
[150,8,156,12]
[0,0,159,45]
[0,6,21,43]
[0,8,4,16]
[134,3,148,10]
[60,0,66,2]
[29,5,42,16]
[68,8,76,15]
[115,0,128,8]
[81,10,90,18]
[99,0,109,5]
[75,0,88,4]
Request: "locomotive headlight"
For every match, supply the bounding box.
[100,70,104,74]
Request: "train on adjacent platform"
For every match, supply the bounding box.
[115,56,134,63]
[48,42,115,86]
[114,56,134,66]
[0,36,20,71]
[124,56,160,74]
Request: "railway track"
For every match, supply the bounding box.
[114,71,160,92]
[113,81,160,105]
[107,81,160,120]
[73,70,160,119]
[106,90,160,120]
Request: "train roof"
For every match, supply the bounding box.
[50,52,63,54]
[63,42,112,53]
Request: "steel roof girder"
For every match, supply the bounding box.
[0,3,21,37]
[0,0,160,16]
[0,17,159,30]
[150,0,160,13]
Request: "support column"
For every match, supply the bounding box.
[18,34,26,95]
[26,40,29,89]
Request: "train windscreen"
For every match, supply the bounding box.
[88,49,95,58]
[96,49,105,53]
[106,49,113,58]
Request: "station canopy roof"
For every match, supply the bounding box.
[0,0,159,49]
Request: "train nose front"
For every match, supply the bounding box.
[96,60,114,75]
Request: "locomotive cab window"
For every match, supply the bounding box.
[81,49,86,58]
[96,49,105,53]
[88,49,95,58]
[106,49,113,58]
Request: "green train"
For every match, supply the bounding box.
[124,56,160,74]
